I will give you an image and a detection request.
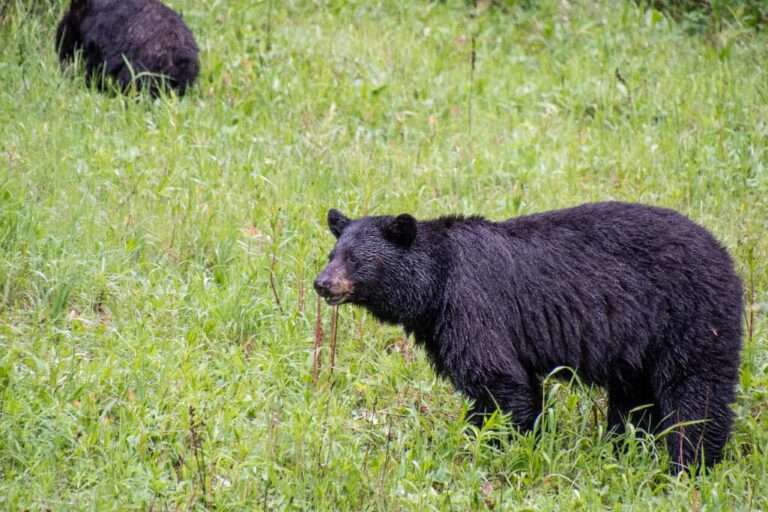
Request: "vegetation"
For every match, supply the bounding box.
[640,0,768,32]
[1,0,766,509]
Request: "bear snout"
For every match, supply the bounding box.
[313,275,334,297]
[313,266,353,304]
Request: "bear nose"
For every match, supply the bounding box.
[314,277,332,297]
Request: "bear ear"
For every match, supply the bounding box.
[327,209,350,239]
[384,214,417,247]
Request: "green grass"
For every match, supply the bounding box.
[1,0,767,509]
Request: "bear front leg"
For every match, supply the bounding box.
[83,44,106,89]
[607,380,661,436]
[466,374,542,433]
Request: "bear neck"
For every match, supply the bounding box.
[363,276,442,330]
[361,241,444,330]
[387,235,450,332]
[396,216,480,338]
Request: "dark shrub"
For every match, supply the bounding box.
[640,0,768,32]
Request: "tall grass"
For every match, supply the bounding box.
[0,0,766,509]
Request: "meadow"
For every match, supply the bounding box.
[1,0,767,509]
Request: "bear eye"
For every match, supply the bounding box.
[346,251,359,265]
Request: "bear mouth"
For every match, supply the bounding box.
[324,293,351,306]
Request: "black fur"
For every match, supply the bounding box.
[314,202,743,473]
[328,208,351,239]
[55,0,200,96]
[383,214,417,246]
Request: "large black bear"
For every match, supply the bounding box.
[314,202,743,472]
[55,0,200,96]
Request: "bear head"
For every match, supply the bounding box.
[314,209,440,326]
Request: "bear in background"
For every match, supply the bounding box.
[55,0,199,96]
[314,201,743,473]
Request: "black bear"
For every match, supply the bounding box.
[55,0,200,96]
[314,201,743,472]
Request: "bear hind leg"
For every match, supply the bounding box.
[656,375,735,473]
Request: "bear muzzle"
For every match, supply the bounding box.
[314,265,354,305]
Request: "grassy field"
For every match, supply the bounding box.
[1,0,767,509]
